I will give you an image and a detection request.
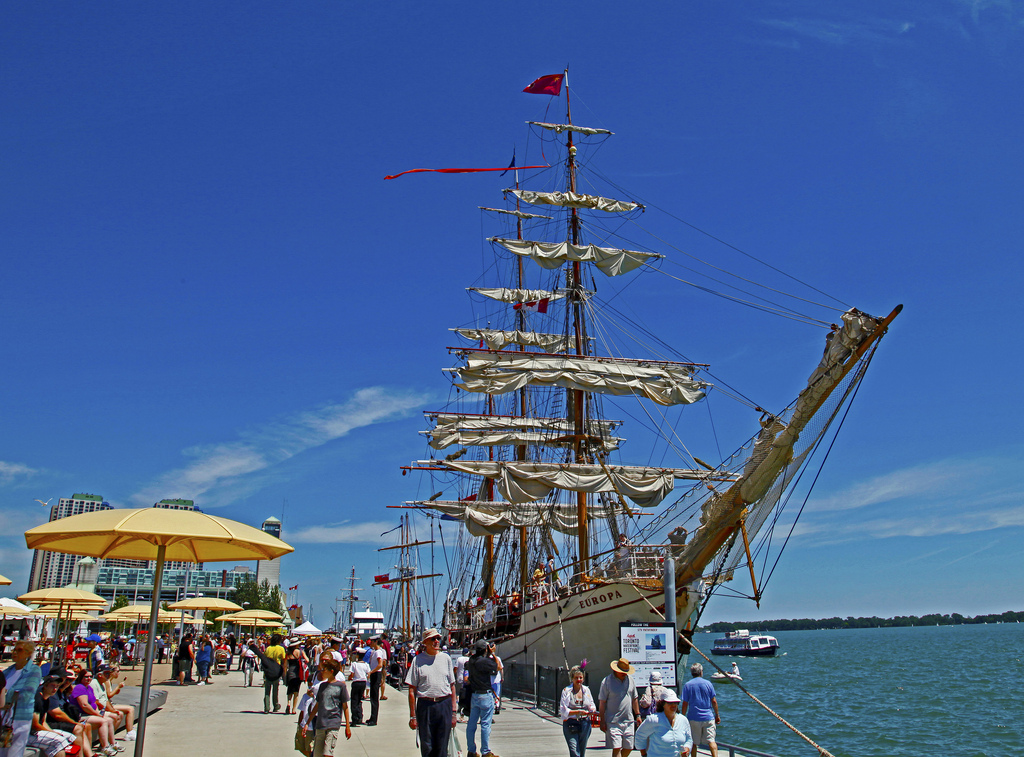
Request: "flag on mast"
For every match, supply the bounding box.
[523,74,564,95]
[513,298,550,314]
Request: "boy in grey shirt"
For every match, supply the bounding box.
[304,658,351,756]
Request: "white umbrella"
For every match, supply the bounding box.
[0,597,34,615]
[291,621,321,636]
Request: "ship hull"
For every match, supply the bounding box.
[494,581,668,670]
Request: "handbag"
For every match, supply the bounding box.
[0,690,19,748]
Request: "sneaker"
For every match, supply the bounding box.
[124,731,136,741]
[197,682,205,686]
[103,748,117,757]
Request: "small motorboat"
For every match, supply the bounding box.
[711,671,743,683]
[711,663,742,683]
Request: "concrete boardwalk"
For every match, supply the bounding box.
[132,667,580,757]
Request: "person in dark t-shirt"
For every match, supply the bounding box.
[465,640,501,757]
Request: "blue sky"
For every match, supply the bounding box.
[2,1,1023,628]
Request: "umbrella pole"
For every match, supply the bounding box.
[50,599,66,667]
[135,544,166,757]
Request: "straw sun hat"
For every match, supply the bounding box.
[610,657,635,675]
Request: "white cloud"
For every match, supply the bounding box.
[807,460,987,512]
[287,520,398,545]
[0,461,38,485]
[761,16,916,47]
[131,387,429,507]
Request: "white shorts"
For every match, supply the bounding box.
[690,719,717,746]
[606,723,635,749]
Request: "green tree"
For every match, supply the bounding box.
[232,575,285,614]
[104,594,130,632]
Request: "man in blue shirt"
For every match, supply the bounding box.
[680,663,720,757]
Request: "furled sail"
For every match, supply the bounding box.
[425,414,621,451]
[469,288,566,304]
[426,414,620,435]
[439,460,729,508]
[505,189,642,213]
[422,428,621,453]
[452,350,708,406]
[479,207,553,220]
[453,328,575,352]
[408,498,624,536]
[527,122,614,136]
[492,238,662,277]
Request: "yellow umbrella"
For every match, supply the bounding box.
[20,587,107,606]
[24,507,293,757]
[20,588,109,662]
[227,609,283,620]
[104,609,178,624]
[31,608,96,622]
[0,574,12,586]
[167,597,242,612]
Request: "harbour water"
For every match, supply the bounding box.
[689,623,1023,757]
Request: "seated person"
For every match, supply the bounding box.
[30,676,78,757]
[96,666,135,740]
[71,670,118,757]
[44,672,95,757]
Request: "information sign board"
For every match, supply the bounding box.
[618,621,677,687]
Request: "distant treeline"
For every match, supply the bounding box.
[701,609,1024,632]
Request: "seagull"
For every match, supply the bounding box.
[34,498,52,507]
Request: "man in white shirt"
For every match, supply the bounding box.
[347,650,370,725]
[366,637,386,726]
[454,648,470,721]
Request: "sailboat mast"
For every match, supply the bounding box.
[564,75,590,577]
[514,173,531,596]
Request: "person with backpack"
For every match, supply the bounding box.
[175,634,195,686]
[250,635,286,714]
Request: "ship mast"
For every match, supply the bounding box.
[564,72,591,579]
[514,166,530,596]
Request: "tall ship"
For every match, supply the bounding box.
[397,71,900,671]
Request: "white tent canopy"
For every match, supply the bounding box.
[290,621,322,636]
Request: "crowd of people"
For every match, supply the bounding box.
[0,638,137,757]
[4,625,725,757]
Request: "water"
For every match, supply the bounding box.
[687,623,1024,757]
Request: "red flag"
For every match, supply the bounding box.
[288,584,299,591]
[382,584,393,590]
[513,298,549,314]
[523,74,564,96]
[374,573,389,583]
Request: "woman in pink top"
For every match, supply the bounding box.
[71,670,117,756]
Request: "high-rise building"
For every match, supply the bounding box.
[255,516,283,591]
[152,499,203,570]
[28,494,112,591]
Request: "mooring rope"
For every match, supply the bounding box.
[680,638,836,757]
